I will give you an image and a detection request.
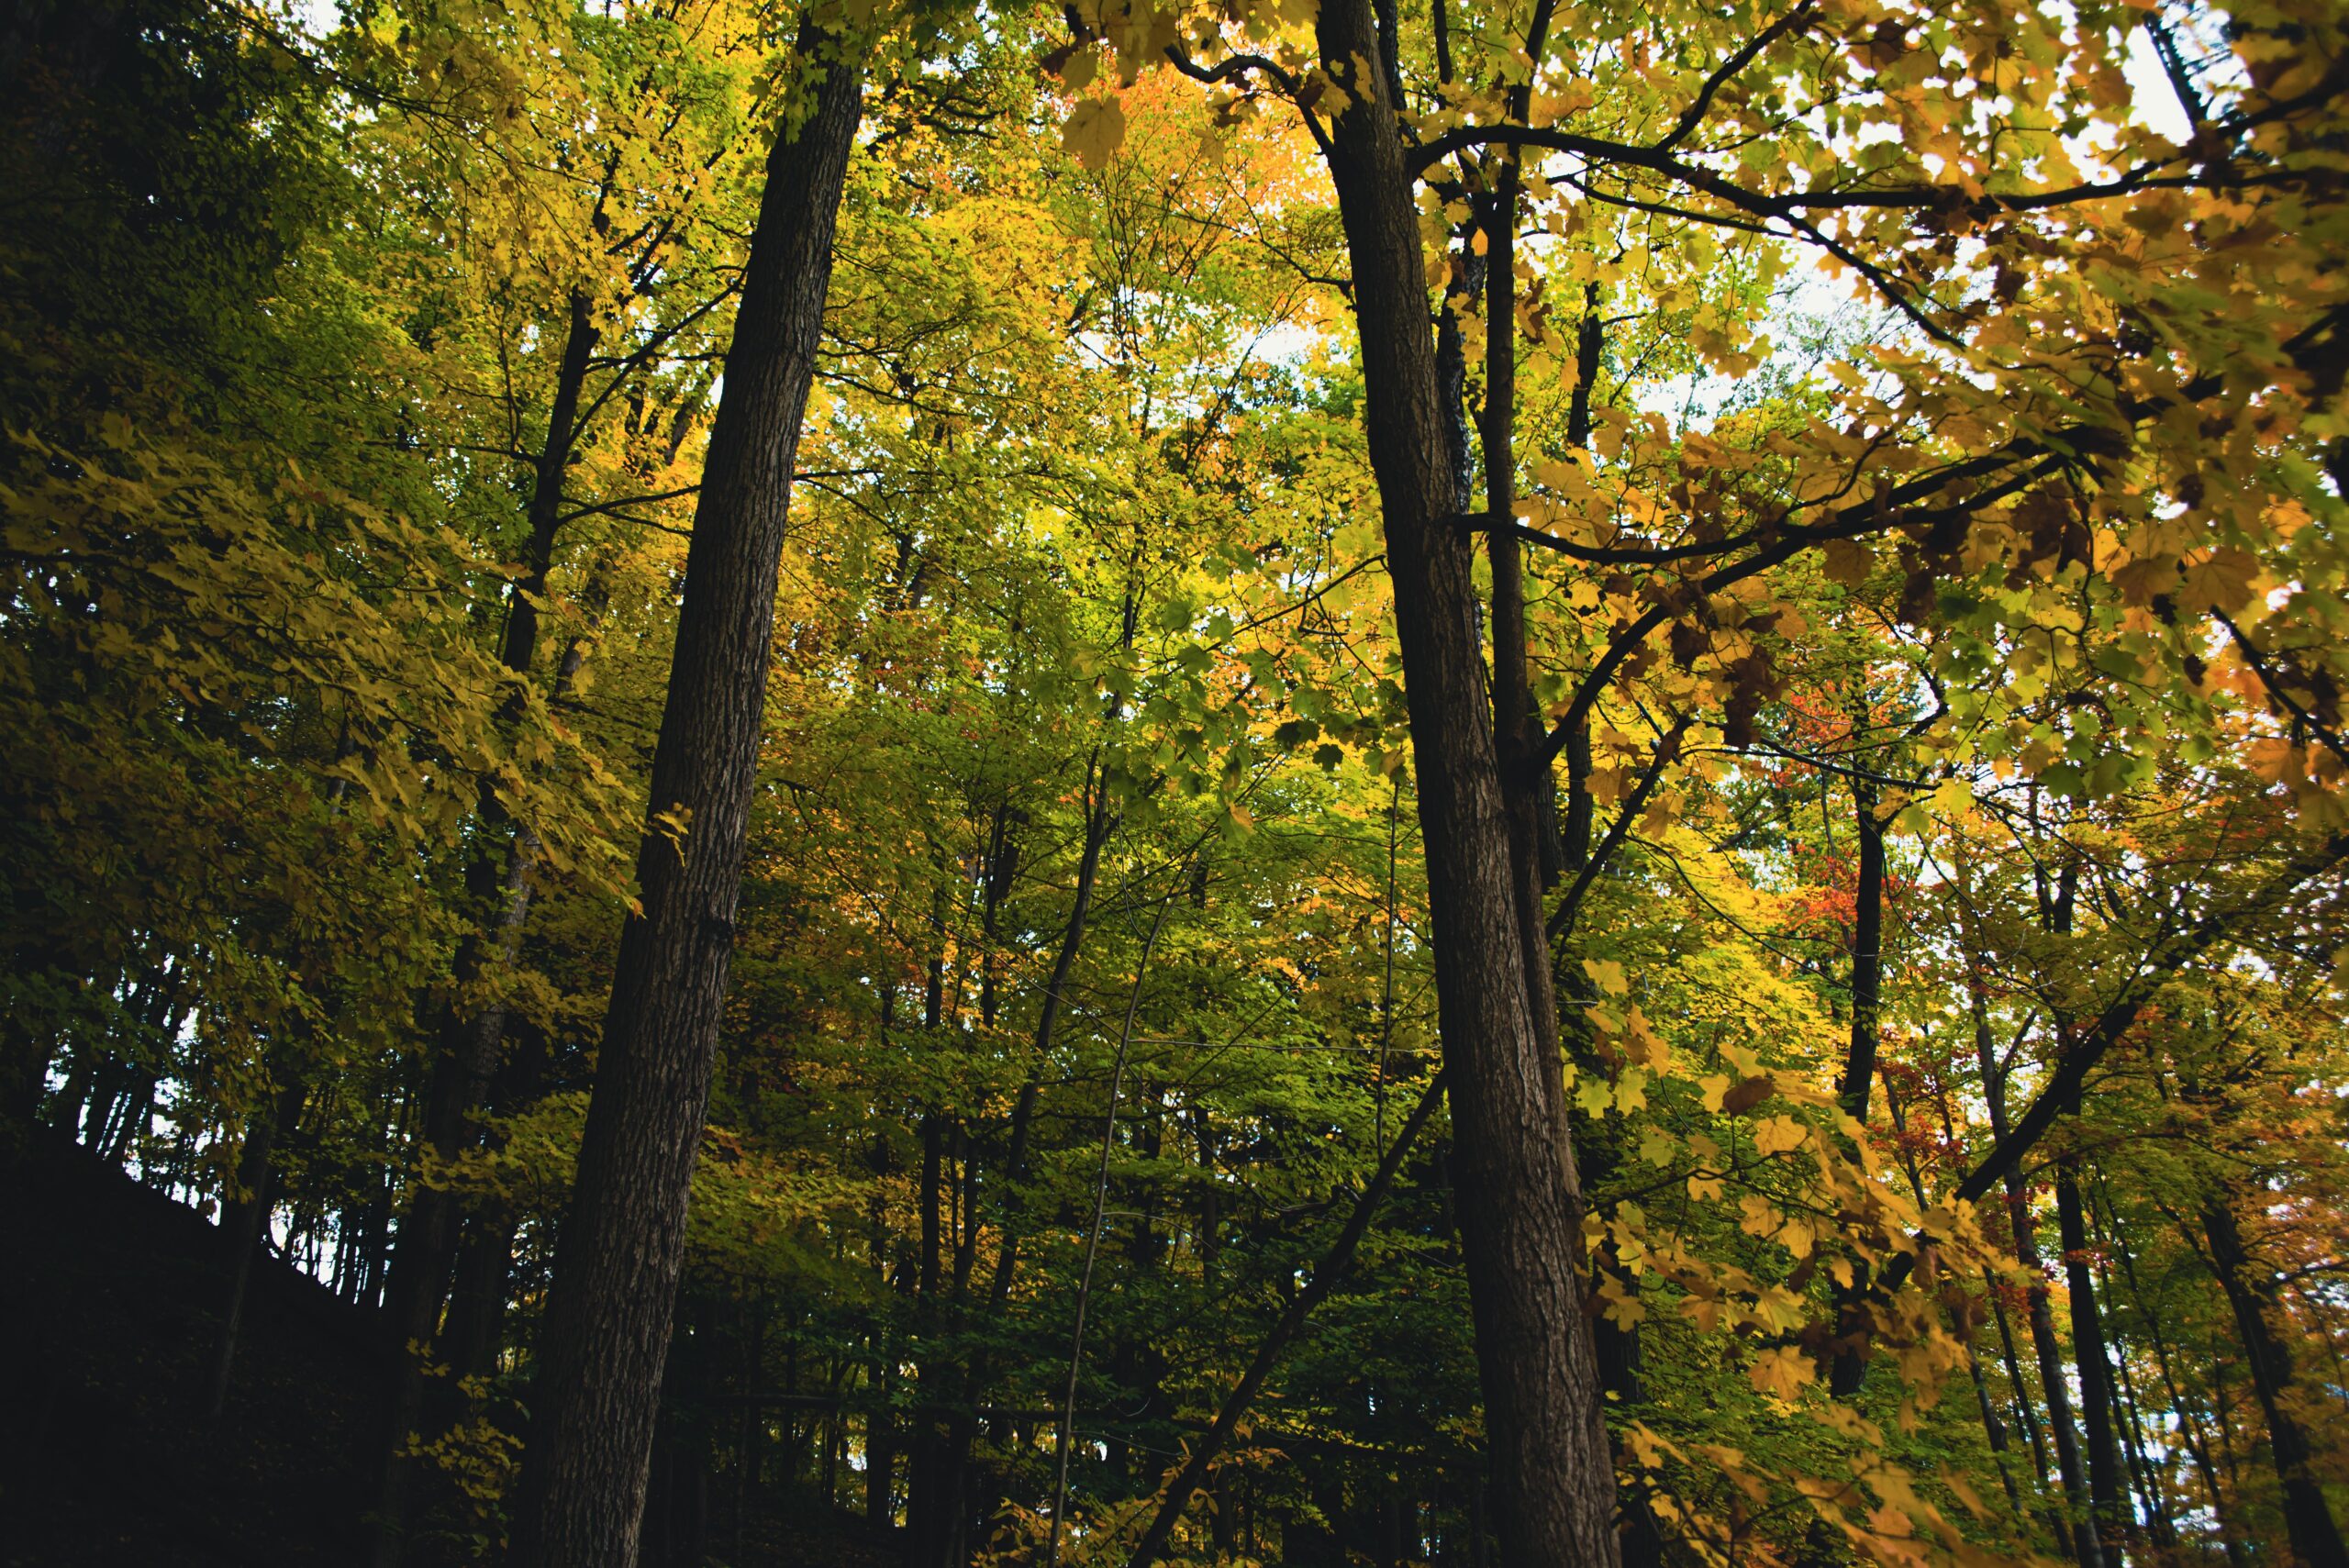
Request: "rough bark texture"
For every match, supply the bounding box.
[507,46,863,1568]
[1311,5,1619,1562]
[1480,172,1560,1055]
[2198,1198,2348,1568]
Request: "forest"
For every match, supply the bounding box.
[1,0,2345,1563]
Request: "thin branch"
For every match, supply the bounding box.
[1125,1069,1450,1568]
[1163,45,1335,161]
[1547,716,1690,940]
[1653,2,1820,152]
[1541,452,2067,764]
[2210,609,2349,779]
[556,484,703,525]
[1045,888,1175,1568]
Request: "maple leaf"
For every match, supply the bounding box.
[1063,97,1127,172]
[1620,1005,1669,1069]
[2179,547,2261,613]
[1749,1347,1812,1401]
[1823,538,1874,588]
[1582,956,1629,995]
[2111,551,2179,606]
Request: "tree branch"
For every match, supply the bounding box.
[1547,716,1690,940]
[1125,1070,1449,1568]
[1653,2,1820,152]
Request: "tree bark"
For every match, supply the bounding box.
[2195,1197,2348,1568]
[507,40,863,1568]
[1971,998,2102,1568]
[1310,6,1618,1562]
[1479,171,1560,1048]
[374,294,599,1568]
[2094,1252,2172,1547]
[2055,1165,2133,1546]
[2022,1275,2106,1568]
[1829,783,1884,1396]
[2098,1182,2243,1563]
[907,769,1109,1568]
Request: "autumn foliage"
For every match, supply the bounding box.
[3,0,2347,1563]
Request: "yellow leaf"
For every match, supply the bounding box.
[2179,547,2260,613]
[1823,538,1873,587]
[1575,1075,1613,1117]
[1865,1504,1913,1539]
[1063,98,1128,172]
[2247,738,2305,786]
[1749,1346,1812,1401]
[1598,1276,1647,1329]
[1940,1465,1989,1520]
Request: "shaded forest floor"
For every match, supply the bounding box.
[0,1135,893,1567]
[1,1133,387,1566]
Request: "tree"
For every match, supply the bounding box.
[507,22,866,1566]
[9,1,2349,1564]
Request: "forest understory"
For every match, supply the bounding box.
[1,1138,896,1567]
[5,0,2348,1564]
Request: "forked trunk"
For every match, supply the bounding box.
[1311,4,1618,1562]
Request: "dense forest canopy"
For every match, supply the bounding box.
[2,0,2346,1563]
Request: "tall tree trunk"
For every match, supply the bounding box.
[1310,7,1618,1563]
[2098,1184,2243,1565]
[1830,783,1884,1396]
[1479,169,1559,1051]
[908,762,1109,1568]
[0,927,68,1151]
[507,40,864,1568]
[865,1123,901,1536]
[866,1360,898,1531]
[2196,1198,2348,1568]
[374,287,603,1568]
[206,1073,308,1419]
[436,1015,552,1401]
[1971,998,2102,1567]
[2097,1274,2172,1548]
[2020,1220,2114,1568]
[2055,1165,2133,1546]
